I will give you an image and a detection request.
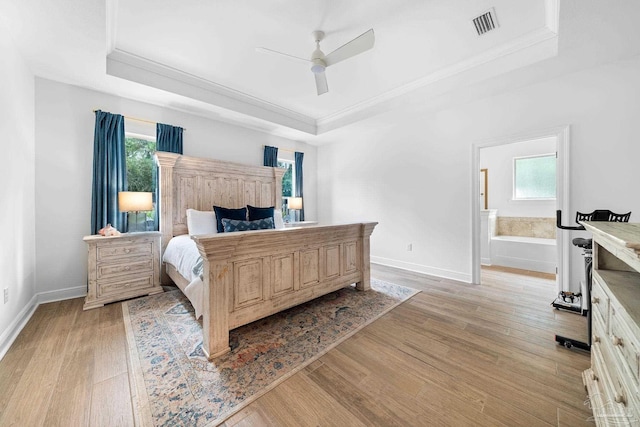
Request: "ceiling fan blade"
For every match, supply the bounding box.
[324,29,374,67]
[255,47,310,65]
[315,72,328,95]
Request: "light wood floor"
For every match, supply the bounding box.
[0,265,593,426]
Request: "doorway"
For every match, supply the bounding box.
[471,126,570,294]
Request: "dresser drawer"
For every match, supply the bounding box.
[97,258,153,279]
[97,241,153,261]
[591,272,610,331]
[592,311,607,349]
[589,344,630,423]
[610,305,640,386]
[604,344,640,424]
[97,275,154,298]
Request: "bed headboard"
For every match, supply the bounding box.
[155,152,284,253]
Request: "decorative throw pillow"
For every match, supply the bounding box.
[247,205,275,221]
[221,217,275,232]
[273,210,285,229]
[186,209,218,235]
[213,206,247,233]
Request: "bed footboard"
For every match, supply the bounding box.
[192,222,377,359]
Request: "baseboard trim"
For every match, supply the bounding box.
[0,286,86,361]
[491,255,555,274]
[0,294,39,361]
[37,285,86,304]
[371,256,472,283]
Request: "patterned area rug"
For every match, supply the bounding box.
[123,279,419,427]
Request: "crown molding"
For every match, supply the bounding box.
[316,26,558,132]
[545,0,560,34]
[107,49,318,135]
[106,0,118,54]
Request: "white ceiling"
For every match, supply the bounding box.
[2,0,640,143]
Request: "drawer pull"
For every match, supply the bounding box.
[612,336,623,347]
[614,393,626,405]
[591,296,599,304]
[125,248,131,254]
[592,335,600,343]
[124,266,130,271]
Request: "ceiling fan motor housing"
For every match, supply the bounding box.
[311,58,326,74]
[311,34,326,74]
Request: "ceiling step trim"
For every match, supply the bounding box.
[106,49,318,135]
[316,26,558,132]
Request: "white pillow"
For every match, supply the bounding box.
[274,210,285,229]
[186,209,217,235]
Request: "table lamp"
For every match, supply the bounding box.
[288,197,303,222]
[118,191,153,232]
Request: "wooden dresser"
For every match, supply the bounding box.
[83,232,163,310]
[581,222,640,426]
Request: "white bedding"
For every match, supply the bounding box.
[162,234,205,318]
[163,211,286,319]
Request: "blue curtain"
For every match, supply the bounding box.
[263,145,278,167]
[295,151,304,221]
[90,110,127,234]
[156,122,184,154]
[155,123,184,230]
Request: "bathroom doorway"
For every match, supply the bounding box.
[471,126,570,293]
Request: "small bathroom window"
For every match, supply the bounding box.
[513,153,556,200]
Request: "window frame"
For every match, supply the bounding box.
[277,158,296,198]
[124,132,157,222]
[512,153,556,201]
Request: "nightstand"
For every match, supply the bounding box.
[83,231,162,310]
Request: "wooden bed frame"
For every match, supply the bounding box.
[156,152,377,359]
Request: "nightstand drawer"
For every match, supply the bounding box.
[84,232,162,310]
[97,258,153,279]
[97,242,153,261]
[98,275,154,298]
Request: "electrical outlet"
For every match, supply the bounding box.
[407,243,413,252]
[3,288,8,304]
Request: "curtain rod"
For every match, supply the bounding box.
[92,109,186,131]
[264,145,300,154]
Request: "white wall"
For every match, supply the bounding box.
[480,137,557,218]
[0,29,37,358]
[318,55,640,285]
[34,78,317,298]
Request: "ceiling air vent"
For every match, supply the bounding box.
[473,8,498,36]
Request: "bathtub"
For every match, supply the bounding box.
[490,235,557,274]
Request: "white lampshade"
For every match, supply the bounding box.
[118,191,153,212]
[288,197,303,210]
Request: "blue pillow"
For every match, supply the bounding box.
[247,205,275,221]
[213,206,247,233]
[222,217,274,232]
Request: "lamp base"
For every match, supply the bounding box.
[127,211,148,233]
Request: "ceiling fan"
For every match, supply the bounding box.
[257,29,375,96]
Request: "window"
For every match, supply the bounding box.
[278,159,296,197]
[125,135,155,191]
[125,134,157,222]
[513,154,556,200]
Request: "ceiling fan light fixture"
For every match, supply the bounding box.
[310,58,326,74]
